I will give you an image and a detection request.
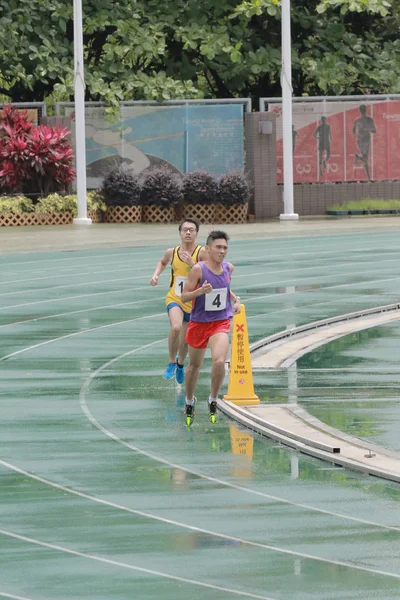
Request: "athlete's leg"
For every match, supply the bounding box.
[177,320,189,365]
[185,345,206,401]
[167,306,184,362]
[176,319,189,385]
[208,332,230,398]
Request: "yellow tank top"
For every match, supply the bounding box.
[165,245,202,313]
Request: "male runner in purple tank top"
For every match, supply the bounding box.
[181,230,241,425]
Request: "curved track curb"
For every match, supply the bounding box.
[219,303,400,483]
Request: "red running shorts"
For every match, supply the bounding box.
[185,319,231,349]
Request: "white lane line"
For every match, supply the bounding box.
[262,386,400,391]
[2,266,399,541]
[2,258,399,313]
[0,529,277,600]
[0,253,161,281]
[1,280,398,335]
[1,233,397,279]
[0,274,150,298]
[0,260,154,287]
[0,512,400,584]
[294,367,400,372]
[0,232,393,269]
[3,452,395,580]
[0,301,165,331]
[1,322,399,574]
[232,257,400,286]
[3,241,395,291]
[246,289,398,321]
[1,456,398,581]
[3,422,396,580]
[4,236,399,279]
[0,247,166,269]
[0,593,34,600]
[244,274,400,304]
[0,313,165,362]
[79,344,400,533]
[3,252,399,296]
[247,234,400,247]
[1,277,397,366]
[0,284,396,368]
[306,388,400,393]
[2,240,397,282]
[1,336,398,573]
[0,286,161,312]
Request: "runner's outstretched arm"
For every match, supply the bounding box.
[150,248,173,286]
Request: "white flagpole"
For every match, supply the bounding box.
[73,0,91,224]
[280,0,299,221]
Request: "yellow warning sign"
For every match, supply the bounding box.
[223,304,260,405]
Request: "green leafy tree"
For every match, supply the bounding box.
[0,0,399,106]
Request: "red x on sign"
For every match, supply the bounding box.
[236,324,245,333]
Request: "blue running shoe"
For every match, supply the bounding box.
[176,363,185,384]
[163,363,177,380]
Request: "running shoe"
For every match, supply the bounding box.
[209,400,218,424]
[176,363,185,384]
[185,398,196,426]
[163,362,177,380]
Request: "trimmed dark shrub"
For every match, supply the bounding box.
[182,169,217,205]
[102,167,141,207]
[217,171,251,206]
[140,166,182,207]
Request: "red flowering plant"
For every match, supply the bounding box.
[0,104,75,196]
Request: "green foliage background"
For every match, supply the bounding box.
[0,0,398,107]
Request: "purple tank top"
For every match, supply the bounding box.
[190,262,233,323]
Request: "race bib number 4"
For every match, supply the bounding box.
[205,287,227,312]
[175,276,187,297]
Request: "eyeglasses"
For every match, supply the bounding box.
[181,227,196,233]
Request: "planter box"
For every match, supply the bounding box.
[0,213,39,227]
[89,209,103,223]
[215,203,248,224]
[0,210,103,227]
[37,210,103,225]
[105,206,141,223]
[37,212,74,225]
[326,210,349,216]
[181,203,216,224]
[327,209,400,217]
[142,205,176,223]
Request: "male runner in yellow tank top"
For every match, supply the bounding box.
[150,219,207,383]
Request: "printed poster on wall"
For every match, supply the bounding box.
[65,104,245,188]
[269,100,400,183]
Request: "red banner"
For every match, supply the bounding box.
[270,100,400,183]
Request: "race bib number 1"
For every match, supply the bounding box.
[205,287,227,312]
[175,276,187,297]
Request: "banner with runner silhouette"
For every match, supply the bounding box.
[269,100,400,183]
